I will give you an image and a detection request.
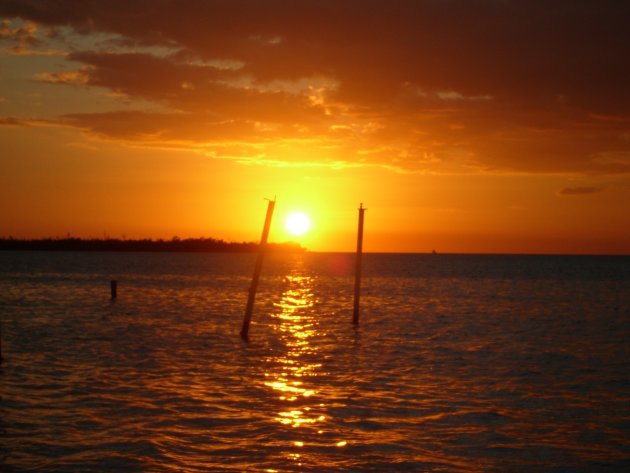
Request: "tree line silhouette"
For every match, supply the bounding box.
[0,237,305,253]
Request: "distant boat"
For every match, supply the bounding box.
[432,249,437,255]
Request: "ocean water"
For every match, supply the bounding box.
[0,251,628,472]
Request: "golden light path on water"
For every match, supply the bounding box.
[262,270,347,467]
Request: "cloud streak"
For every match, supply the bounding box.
[558,186,603,196]
[1,0,629,174]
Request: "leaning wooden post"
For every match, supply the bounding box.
[110,280,117,300]
[240,198,276,340]
[353,203,366,325]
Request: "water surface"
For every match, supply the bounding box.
[1,252,628,472]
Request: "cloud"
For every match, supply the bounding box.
[36,69,90,84]
[0,116,57,127]
[0,116,26,126]
[414,88,493,102]
[0,17,38,46]
[558,186,603,196]
[1,0,629,174]
[0,17,64,55]
[63,110,263,142]
[1,45,64,55]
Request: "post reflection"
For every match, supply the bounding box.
[263,270,329,448]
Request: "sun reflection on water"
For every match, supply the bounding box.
[262,269,344,458]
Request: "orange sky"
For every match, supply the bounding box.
[1,1,629,254]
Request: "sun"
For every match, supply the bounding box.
[285,212,311,236]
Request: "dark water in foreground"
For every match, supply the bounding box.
[0,252,628,472]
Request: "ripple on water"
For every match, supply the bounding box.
[1,252,629,472]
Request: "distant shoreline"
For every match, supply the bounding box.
[0,237,306,253]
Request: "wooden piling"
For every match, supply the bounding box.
[353,203,366,325]
[111,280,117,300]
[240,198,276,340]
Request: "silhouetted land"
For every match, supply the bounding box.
[0,237,305,253]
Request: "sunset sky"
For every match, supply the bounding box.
[1,0,629,254]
